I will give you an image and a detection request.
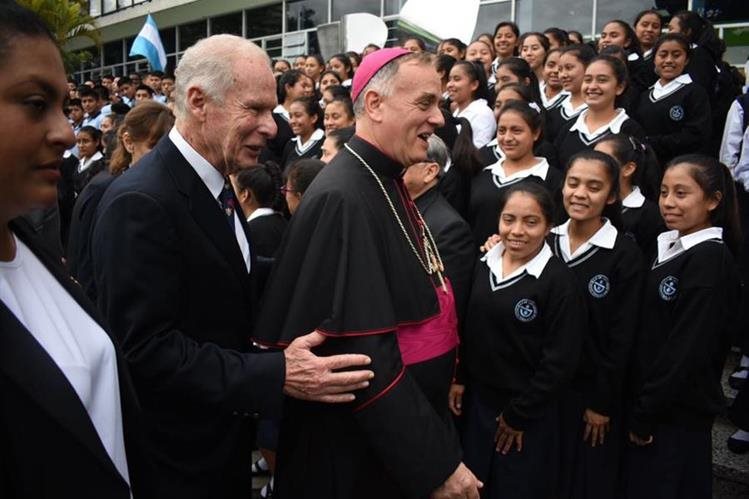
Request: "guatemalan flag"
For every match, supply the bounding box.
[129,14,167,71]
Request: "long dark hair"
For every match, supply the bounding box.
[601,19,643,56]
[498,181,555,227]
[235,161,285,211]
[291,96,323,130]
[497,57,543,105]
[672,10,724,61]
[665,154,742,256]
[497,100,544,144]
[329,53,354,80]
[595,133,661,200]
[453,60,491,104]
[278,70,310,104]
[565,150,623,230]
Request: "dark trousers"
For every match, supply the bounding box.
[730,379,749,431]
[624,423,712,499]
[558,389,622,499]
[462,388,559,499]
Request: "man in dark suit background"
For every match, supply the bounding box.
[91,35,373,498]
[403,134,475,322]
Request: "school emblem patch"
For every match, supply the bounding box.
[514,299,538,322]
[669,105,684,121]
[588,274,610,298]
[659,276,678,301]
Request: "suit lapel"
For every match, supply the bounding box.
[0,223,127,484]
[157,138,253,293]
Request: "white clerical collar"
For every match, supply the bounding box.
[247,207,275,222]
[570,108,629,140]
[651,74,692,100]
[485,157,549,184]
[656,227,723,263]
[294,128,325,154]
[561,97,587,118]
[482,241,553,283]
[622,186,646,209]
[78,150,103,172]
[169,127,224,200]
[552,218,617,261]
[273,104,290,122]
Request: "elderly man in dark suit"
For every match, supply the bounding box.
[91,34,373,498]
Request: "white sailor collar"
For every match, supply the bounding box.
[561,97,587,118]
[540,82,569,109]
[622,186,646,209]
[552,218,618,249]
[651,74,692,100]
[656,226,723,263]
[294,128,325,154]
[569,108,629,140]
[273,104,290,122]
[482,241,553,283]
[78,150,103,172]
[485,157,549,184]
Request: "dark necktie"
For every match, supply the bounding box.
[218,181,236,231]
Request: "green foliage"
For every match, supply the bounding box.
[17,0,101,73]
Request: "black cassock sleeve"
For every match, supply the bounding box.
[254,187,462,496]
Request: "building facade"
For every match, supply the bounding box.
[71,0,748,81]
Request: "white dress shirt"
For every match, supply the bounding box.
[454,98,497,149]
[622,186,646,209]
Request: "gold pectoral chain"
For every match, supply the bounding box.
[344,144,447,292]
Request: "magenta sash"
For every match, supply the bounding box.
[396,278,459,366]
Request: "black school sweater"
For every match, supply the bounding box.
[464,250,585,429]
[621,198,665,258]
[633,80,712,166]
[629,238,740,437]
[549,231,644,414]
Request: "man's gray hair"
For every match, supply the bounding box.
[426,134,450,177]
[352,51,434,117]
[173,34,268,120]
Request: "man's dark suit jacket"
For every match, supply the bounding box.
[91,135,285,498]
[414,185,475,322]
[0,218,152,499]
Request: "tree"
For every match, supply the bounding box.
[17,0,101,74]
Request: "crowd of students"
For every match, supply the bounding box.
[18,4,749,499]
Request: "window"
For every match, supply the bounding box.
[332,0,381,20]
[211,12,242,36]
[246,3,283,38]
[473,2,512,40]
[286,0,328,31]
[179,20,207,52]
[103,40,123,66]
[103,0,117,14]
[384,0,406,16]
[159,27,177,54]
[694,0,749,23]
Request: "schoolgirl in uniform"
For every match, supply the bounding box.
[469,101,562,247]
[263,70,314,164]
[73,126,105,197]
[303,54,325,87]
[626,155,742,499]
[540,48,568,112]
[322,96,354,134]
[546,44,595,143]
[466,39,496,85]
[447,61,497,148]
[550,150,644,499]
[458,181,585,499]
[495,57,543,106]
[519,32,549,84]
[633,10,663,88]
[595,134,665,256]
[491,22,520,82]
[555,55,645,168]
[318,70,342,94]
[281,96,324,169]
[326,53,354,87]
[598,19,650,96]
[632,33,712,166]
[439,38,467,60]
[667,11,720,93]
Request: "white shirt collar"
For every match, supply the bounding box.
[294,128,325,154]
[247,207,275,222]
[622,186,646,209]
[569,108,629,140]
[454,98,489,117]
[551,218,618,261]
[482,241,553,283]
[540,81,569,109]
[485,157,549,183]
[642,48,653,60]
[169,127,225,200]
[561,97,587,118]
[656,227,723,263]
[652,74,692,100]
[78,150,103,172]
[273,104,290,122]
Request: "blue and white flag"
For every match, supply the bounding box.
[129,14,166,71]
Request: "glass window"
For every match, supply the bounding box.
[286,0,328,32]
[524,0,591,38]
[384,0,406,16]
[179,20,207,52]
[332,0,380,20]
[694,0,749,23]
[595,0,653,33]
[473,2,512,40]
[103,0,117,14]
[103,40,123,65]
[246,3,283,38]
[117,0,133,8]
[211,12,242,36]
[159,27,176,54]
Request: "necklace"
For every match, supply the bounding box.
[344,144,447,292]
